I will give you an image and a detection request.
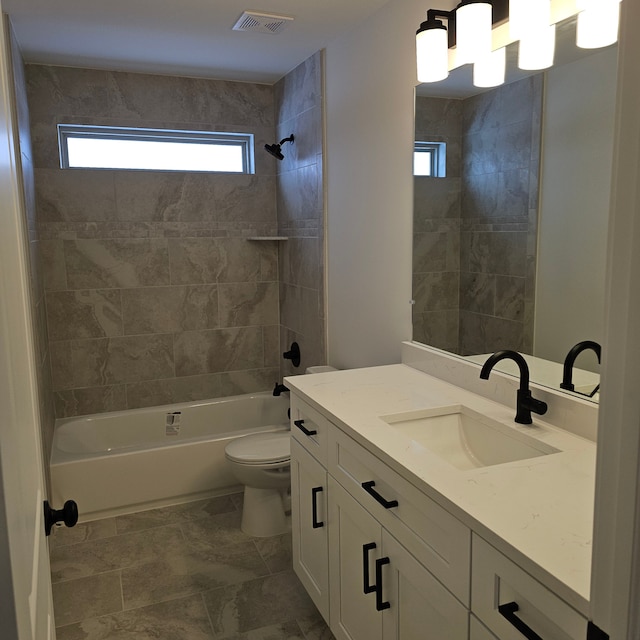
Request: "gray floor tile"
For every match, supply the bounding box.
[54,594,214,639]
[254,533,292,574]
[121,540,271,610]
[49,519,118,550]
[115,495,239,534]
[180,510,252,550]
[51,524,184,582]
[217,619,306,639]
[297,613,335,640]
[52,572,122,628]
[202,570,318,636]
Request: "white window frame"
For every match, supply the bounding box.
[57,124,255,174]
[414,141,446,177]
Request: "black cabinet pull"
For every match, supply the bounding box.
[375,557,391,611]
[311,486,324,528]
[294,419,317,437]
[362,542,377,594]
[498,602,544,640]
[362,481,398,509]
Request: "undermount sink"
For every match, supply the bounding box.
[380,405,560,470]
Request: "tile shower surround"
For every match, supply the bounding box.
[27,54,326,419]
[413,75,542,356]
[49,493,334,639]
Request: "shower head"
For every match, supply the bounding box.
[264,134,294,160]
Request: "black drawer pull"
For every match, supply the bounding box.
[498,602,544,640]
[294,419,317,437]
[362,481,398,509]
[362,542,377,594]
[311,486,324,528]
[375,557,391,611]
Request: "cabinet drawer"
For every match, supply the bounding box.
[471,535,588,640]
[329,427,471,605]
[291,395,332,466]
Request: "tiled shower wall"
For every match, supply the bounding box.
[275,52,326,377]
[27,65,282,418]
[7,21,56,475]
[412,75,542,356]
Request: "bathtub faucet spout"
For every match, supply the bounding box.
[273,382,289,396]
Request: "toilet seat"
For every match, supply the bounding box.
[225,432,290,466]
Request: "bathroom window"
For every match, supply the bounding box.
[414,141,446,177]
[58,124,255,173]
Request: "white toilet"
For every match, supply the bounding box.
[224,365,337,537]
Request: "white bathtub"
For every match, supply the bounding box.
[50,392,290,521]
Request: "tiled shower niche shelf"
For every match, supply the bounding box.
[246,236,288,241]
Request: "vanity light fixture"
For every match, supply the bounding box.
[518,22,556,70]
[456,1,493,64]
[474,46,506,87]
[416,10,453,82]
[576,0,622,49]
[508,0,551,39]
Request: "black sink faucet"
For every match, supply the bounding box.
[480,350,548,425]
[559,340,602,392]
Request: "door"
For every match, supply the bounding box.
[291,439,330,621]
[0,8,55,639]
[329,478,383,640]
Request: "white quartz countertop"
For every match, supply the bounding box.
[285,364,595,615]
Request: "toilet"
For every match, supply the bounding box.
[224,365,337,537]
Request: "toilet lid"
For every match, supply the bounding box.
[225,432,290,465]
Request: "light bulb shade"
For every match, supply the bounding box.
[518,23,556,70]
[509,0,551,40]
[474,47,506,88]
[456,2,492,65]
[416,23,449,83]
[576,3,621,49]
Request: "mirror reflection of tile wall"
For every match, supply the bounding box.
[413,75,543,356]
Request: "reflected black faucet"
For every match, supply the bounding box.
[560,340,602,393]
[480,350,548,425]
[273,382,289,396]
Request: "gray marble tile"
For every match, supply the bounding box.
[49,518,118,550]
[124,374,222,410]
[115,496,237,534]
[121,285,218,335]
[50,525,184,582]
[218,620,306,640]
[498,169,530,218]
[203,570,318,636]
[499,76,535,127]
[35,169,116,222]
[52,572,122,627]
[254,534,292,574]
[46,290,123,341]
[463,231,527,277]
[280,237,321,290]
[415,96,462,140]
[169,238,261,285]
[296,612,335,640]
[121,540,271,610]
[462,87,500,134]
[54,385,128,419]
[412,232,448,273]
[413,177,461,224]
[51,334,174,389]
[459,310,524,355]
[263,326,281,369]
[180,511,252,551]
[217,368,280,398]
[459,272,495,316]
[279,283,302,334]
[497,120,533,172]
[412,310,460,354]
[55,593,214,639]
[218,282,278,328]
[276,106,322,173]
[412,272,459,313]
[463,128,500,176]
[461,172,499,219]
[212,175,276,225]
[276,166,320,224]
[174,327,263,377]
[495,275,525,321]
[64,238,170,289]
[275,51,322,125]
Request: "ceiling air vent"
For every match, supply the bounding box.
[232,11,294,35]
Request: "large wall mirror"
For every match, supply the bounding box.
[412,17,618,402]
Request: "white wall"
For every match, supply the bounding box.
[534,47,617,368]
[324,0,456,369]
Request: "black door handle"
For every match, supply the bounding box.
[294,419,317,437]
[363,542,377,594]
[375,557,391,611]
[362,481,398,509]
[44,500,78,536]
[311,486,324,528]
[498,602,544,640]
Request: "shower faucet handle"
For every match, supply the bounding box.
[283,341,301,368]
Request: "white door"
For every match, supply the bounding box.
[0,8,56,639]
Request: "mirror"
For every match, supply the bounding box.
[412,17,618,402]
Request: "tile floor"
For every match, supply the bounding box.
[49,492,334,639]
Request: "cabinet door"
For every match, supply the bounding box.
[291,439,329,621]
[382,531,469,640]
[470,615,499,640]
[329,478,383,640]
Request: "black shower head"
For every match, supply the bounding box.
[264,134,294,160]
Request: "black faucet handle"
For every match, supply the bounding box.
[516,389,548,424]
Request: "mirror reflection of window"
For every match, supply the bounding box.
[414,141,446,177]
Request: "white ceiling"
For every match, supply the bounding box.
[4,0,392,84]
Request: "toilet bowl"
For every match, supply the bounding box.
[224,365,337,537]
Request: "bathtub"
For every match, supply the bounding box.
[50,392,290,521]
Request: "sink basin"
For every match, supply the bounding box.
[381,405,560,470]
